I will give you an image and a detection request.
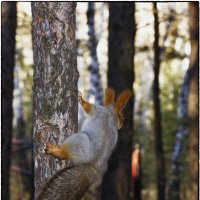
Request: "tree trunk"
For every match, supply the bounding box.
[101,3,134,200]
[187,2,198,200]
[14,65,34,198]
[87,2,103,105]
[1,2,17,200]
[168,70,189,200]
[31,2,78,198]
[153,3,166,200]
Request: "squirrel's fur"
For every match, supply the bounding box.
[38,88,132,200]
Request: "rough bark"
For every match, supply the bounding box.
[153,3,166,200]
[187,2,198,200]
[101,3,134,200]
[1,2,17,200]
[87,2,103,105]
[31,2,78,198]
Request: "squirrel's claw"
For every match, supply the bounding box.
[78,91,83,103]
[44,143,56,155]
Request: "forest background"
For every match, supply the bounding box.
[2,2,198,200]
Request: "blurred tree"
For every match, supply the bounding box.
[85,4,102,200]
[31,2,78,198]
[13,64,34,199]
[10,5,34,198]
[168,69,189,200]
[87,2,103,105]
[187,2,198,200]
[1,2,17,200]
[153,3,166,200]
[101,3,134,200]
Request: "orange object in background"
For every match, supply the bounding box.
[131,144,141,200]
[131,148,140,180]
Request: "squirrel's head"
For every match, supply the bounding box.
[78,88,132,129]
[103,88,132,129]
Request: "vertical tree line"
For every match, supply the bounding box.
[102,3,135,200]
[187,2,198,200]
[168,69,189,200]
[87,2,103,105]
[2,2,17,200]
[14,64,34,198]
[153,3,166,200]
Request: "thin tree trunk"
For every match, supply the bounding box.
[84,6,102,199]
[168,71,189,200]
[187,2,198,200]
[31,2,78,198]
[13,65,34,198]
[101,3,135,200]
[87,2,103,105]
[153,3,166,200]
[2,2,17,200]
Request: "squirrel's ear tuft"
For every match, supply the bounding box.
[114,89,132,129]
[114,89,132,112]
[103,88,115,106]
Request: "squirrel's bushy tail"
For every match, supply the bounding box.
[36,164,96,200]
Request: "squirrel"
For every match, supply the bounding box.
[37,88,132,200]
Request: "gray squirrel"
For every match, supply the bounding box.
[38,88,132,200]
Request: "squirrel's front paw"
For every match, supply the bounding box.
[44,143,57,155]
[44,143,69,160]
